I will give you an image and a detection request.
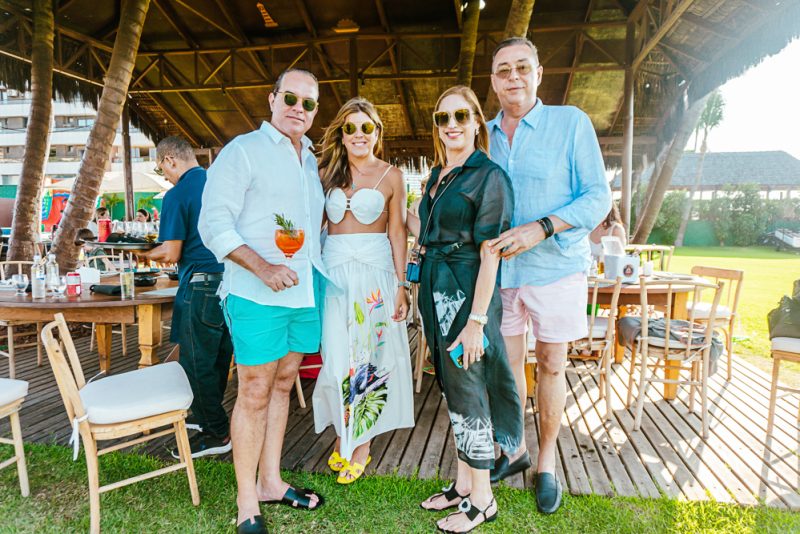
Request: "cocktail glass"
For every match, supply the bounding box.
[275,228,305,259]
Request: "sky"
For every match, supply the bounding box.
[693,37,800,159]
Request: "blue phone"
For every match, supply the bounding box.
[449,334,490,368]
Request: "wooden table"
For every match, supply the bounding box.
[0,277,176,373]
[594,279,696,400]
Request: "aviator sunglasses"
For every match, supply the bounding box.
[274,90,318,112]
[493,62,534,79]
[432,108,472,128]
[342,121,376,135]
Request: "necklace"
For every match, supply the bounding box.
[349,161,370,191]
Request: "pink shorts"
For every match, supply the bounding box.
[500,272,588,343]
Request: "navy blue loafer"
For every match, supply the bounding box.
[535,472,562,514]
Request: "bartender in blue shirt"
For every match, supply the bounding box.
[141,136,233,459]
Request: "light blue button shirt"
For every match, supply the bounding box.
[487,99,611,287]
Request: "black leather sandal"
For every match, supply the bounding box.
[420,482,469,512]
[260,486,325,510]
[437,497,498,534]
[236,515,268,534]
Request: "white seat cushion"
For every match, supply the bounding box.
[0,378,28,406]
[647,336,690,350]
[686,301,732,320]
[79,362,192,425]
[585,316,609,339]
[772,337,800,354]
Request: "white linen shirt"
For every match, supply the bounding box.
[199,121,328,308]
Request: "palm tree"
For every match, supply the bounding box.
[455,1,481,87]
[50,0,151,270]
[674,91,725,246]
[8,0,53,264]
[483,0,536,117]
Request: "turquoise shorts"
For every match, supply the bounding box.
[222,273,323,366]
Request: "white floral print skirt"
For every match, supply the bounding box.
[313,233,414,461]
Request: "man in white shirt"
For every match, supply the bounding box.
[199,68,327,534]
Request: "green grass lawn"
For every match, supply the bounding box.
[670,247,800,381]
[1,443,798,533]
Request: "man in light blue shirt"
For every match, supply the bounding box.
[199,68,327,534]
[485,37,612,514]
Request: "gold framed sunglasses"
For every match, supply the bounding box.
[342,121,376,135]
[493,62,534,79]
[433,108,472,128]
[274,90,318,112]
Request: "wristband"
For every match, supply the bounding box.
[537,217,555,239]
[397,281,411,289]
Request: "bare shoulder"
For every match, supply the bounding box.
[385,165,405,188]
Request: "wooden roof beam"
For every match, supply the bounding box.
[153,0,258,132]
[681,12,738,40]
[375,0,416,138]
[210,0,273,83]
[170,0,240,42]
[632,0,697,70]
[563,0,596,105]
[294,0,344,109]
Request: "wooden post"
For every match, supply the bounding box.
[621,19,635,233]
[122,102,135,221]
[349,37,358,98]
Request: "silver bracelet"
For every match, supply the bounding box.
[397,280,411,289]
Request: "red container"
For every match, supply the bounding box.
[66,272,82,297]
[98,219,111,242]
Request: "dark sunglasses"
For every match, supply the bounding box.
[342,121,376,135]
[274,90,318,112]
[153,155,167,176]
[433,108,472,128]
[493,62,534,79]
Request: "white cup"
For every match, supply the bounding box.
[643,260,654,276]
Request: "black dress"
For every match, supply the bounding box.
[417,149,524,470]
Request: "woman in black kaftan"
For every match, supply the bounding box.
[409,86,524,534]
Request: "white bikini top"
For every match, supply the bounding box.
[325,165,392,225]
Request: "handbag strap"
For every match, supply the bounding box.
[417,168,459,248]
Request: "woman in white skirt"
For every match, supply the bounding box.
[312,97,414,484]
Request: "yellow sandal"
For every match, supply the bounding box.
[337,455,372,485]
[327,451,348,473]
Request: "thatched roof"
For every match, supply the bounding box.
[612,150,800,189]
[1,0,799,167]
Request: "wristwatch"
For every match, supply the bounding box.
[468,313,488,325]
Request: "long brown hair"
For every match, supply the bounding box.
[603,202,623,229]
[318,97,384,192]
[431,86,490,167]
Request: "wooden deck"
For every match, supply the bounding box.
[2,324,799,510]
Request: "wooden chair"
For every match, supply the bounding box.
[767,337,800,436]
[82,255,128,357]
[626,276,723,439]
[569,277,623,421]
[625,244,674,271]
[688,266,744,381]
[295,357,323,409]
[0,261,43,378]
[0,378,30,497]
[411,284,431,394]
[41,313,199,534]
[525,322,537,403]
